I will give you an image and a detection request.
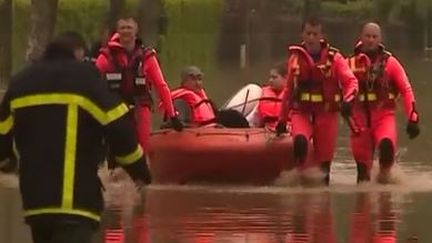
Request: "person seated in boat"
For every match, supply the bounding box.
[253,63,290,131]
[162,66,218,127]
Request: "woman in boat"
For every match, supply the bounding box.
[254,62,289,130]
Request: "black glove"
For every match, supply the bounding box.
[275,121,287,136]
[406,121,420,139]
[340,101,352,119]
[171,116,184,132]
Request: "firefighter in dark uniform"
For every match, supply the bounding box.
[0,32,151,243]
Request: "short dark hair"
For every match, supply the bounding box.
[301,16,322,31]
[43,31,87,60]
[271,62,287,77]
[116,15,138,26]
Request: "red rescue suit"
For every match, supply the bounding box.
[280,41,358,171]
[347,42,419,178]
[257,86,285,129]
[169,88,216,127]
[95,34,176,152]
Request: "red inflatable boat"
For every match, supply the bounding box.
[148,127,309,185]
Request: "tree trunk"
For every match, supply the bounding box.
[25,0,59,63]
[218,0,247,70]
[107,0,125,31]
[0,0,12,88]
[303,0,321,19]
[136,0,164,48]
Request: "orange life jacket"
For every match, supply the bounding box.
[257,86,284,126]
[171,88,216,126]
[347,46,397,109]
[288,42,342,112]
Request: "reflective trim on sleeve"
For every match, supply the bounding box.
[25,207,100,222]
[115,145,144,166]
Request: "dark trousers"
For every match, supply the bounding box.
[30,221,96,243]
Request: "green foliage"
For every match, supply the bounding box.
[56,0,108,41]
[11,0,430,74]
[158,0,223,85]
[322,0,373,19]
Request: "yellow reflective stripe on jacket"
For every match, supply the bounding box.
[10,93,129,125]
[0,115,13,134]
[106,104,129,123]
[300,93,323,102]
[358,93,395,102]
[299,93,340,102]
[62,104,78,209]
[25,208,100,221]
[115,145,144,165]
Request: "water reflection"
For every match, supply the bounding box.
[349,192,401,243]
[96,187,406,243]
[1,179,429,243]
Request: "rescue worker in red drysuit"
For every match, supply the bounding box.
[256,63,289,130]
[347,22,420,183]
[95,17,183,152]
[275,17,358,185]
[164,66,217,127]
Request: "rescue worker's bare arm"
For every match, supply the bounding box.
[143,52,176,118]
[333,53,358,102]
[386,56,419,122]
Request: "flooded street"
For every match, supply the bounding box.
[1,160,432,242]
